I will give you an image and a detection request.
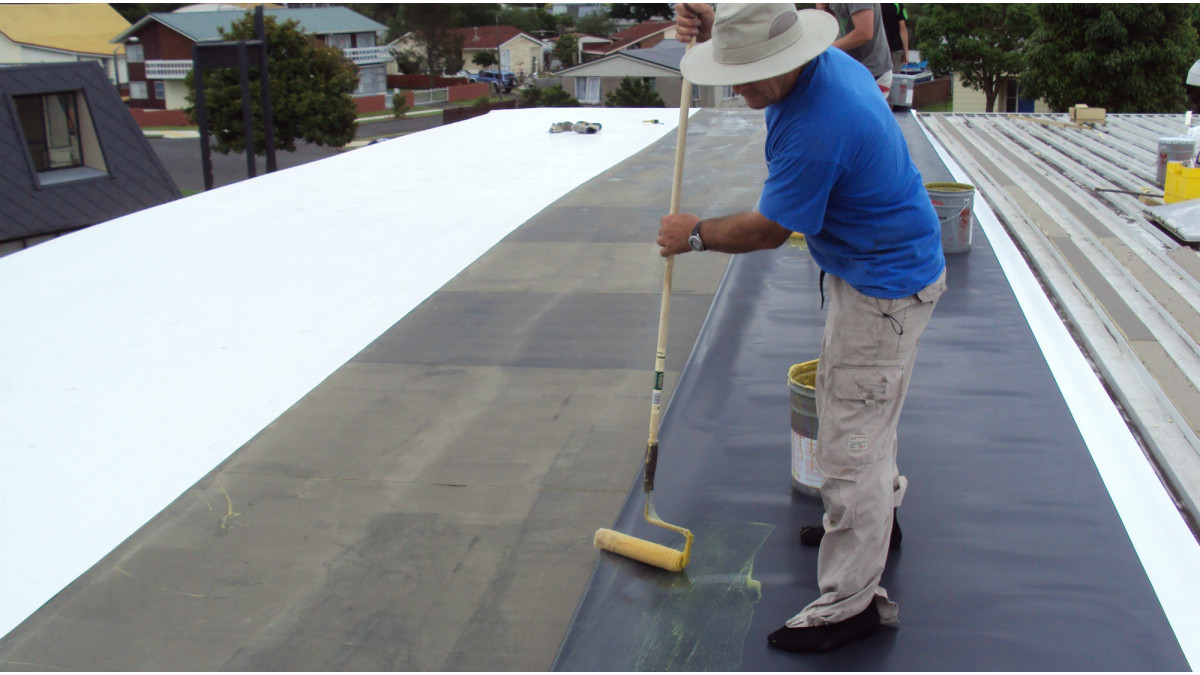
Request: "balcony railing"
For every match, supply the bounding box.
[343,46,391,65]
[144,45,388,80]
[145,59,194,80]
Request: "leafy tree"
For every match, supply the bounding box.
[1021,4,1200,113]
[183,13,357,153]
[577,8,616,37]
[914,4,1038,113]
[472,50,498,69]
[610,4,675,23]
[402,4,467,85]
[498,6,560,35]
[605,76,666,107]
[554,34,580,69]
[110,3,185,24]
[534,84,583,107]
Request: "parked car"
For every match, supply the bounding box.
[471,69,517,93]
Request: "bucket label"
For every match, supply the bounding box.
[791,430,821,489]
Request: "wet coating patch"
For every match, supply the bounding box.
[556,518,773,671]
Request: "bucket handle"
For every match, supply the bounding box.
[938,203,970,226]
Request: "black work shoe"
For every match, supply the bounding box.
[767,601,881,653]
[799,510,902,549]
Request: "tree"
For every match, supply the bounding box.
[183,13,358,154]
[576,8,616,37]
[914,4,1038,113]
[110,3,186,24]
[610,4,675,23]
[553,34,580,69]
[472,51,498,69]
[519,84,581,107]
[403,3,467,85]
[605,76,666,107]
[1021,4,1200,113]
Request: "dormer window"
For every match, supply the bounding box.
[12,90,109,187]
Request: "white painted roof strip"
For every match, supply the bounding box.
[0,108,689,639]
[920,119,1200,669]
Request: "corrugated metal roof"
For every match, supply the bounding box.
[919,111,1200,521]
[115,6,385,44]
[0,3,130,56]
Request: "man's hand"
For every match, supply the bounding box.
[674,3,714,44]
[658,213,701,257]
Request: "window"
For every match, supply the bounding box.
[327,33,352,50]
[356,32,376,48]
[153,80,165,101]
[13,91,108,185]
[129,81,148,100]
[125,43,143,63]
[575,77,600,104]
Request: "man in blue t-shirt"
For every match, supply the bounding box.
[661,3,946,654]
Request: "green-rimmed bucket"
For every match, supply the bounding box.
[788,360,821,498]
[926,182,975,254]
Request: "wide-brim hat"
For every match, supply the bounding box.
[680,5,838,86]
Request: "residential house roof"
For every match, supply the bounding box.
[0,3,130,56]
[585,20,675,55]
[452,25,541,51]
[111,6,386,44]
[556,40,684,77]
[0,62,180,242]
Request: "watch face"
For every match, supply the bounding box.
[689,234,703,251]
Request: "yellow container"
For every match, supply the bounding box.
[1164,162,1200,204]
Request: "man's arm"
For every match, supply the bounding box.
[674,3,714,44]
[899,19,908,63]
[658,211,792,257]
[832,7,875,51]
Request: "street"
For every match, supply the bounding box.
[151,113,444,194]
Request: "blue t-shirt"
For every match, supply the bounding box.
[757,48,944,299]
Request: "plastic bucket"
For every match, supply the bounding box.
[788,360,821,497]
[926,182,975,254]
[1156,137,1196,187]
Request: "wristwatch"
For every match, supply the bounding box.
[688,221,706,252]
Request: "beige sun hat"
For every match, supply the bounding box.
[680,4,838,86]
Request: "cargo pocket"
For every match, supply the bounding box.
[824,366,904,469]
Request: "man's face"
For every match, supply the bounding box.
[732,71,797,109]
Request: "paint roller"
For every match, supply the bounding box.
[593,38,696,573]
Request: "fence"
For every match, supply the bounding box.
[412,88,449,106]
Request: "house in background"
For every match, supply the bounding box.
[951,74,1052,113]
[0,62,181,256]
[451,25,544,78]
[555,40,736,108]
[582,21,676,61]
[109,6,390,120]
[0,4,131,88]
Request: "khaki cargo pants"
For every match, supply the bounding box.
[786,269,946,628]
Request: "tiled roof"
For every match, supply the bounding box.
[0,3,130,56]
[0,63,180,242]
[112,6,386,44]
[587,20,674,54]
[452,25,539,50]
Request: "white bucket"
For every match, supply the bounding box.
[788,360,821,498]
[926,182,975,254]
[1156,136,1196,187]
